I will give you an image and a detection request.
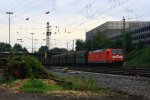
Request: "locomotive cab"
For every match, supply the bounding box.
[109,49,124,64]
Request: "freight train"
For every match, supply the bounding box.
[51,48,124,67]
[0,48,124,67]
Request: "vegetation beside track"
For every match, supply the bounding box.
[2,55,48,82]
[126,47,150,68]
[20,79,64,93]
[20,76,101,93]
[0,54,102,93]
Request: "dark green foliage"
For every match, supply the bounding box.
[76,32,111,51]
[38,46,48,53]
[84,39,93,50]
[75,30,136,53]
[110,32,134,52]
[50,47,68,54]
[0,58,8,67]
[0,42,11,52]
[12,44,28,53]
[110,39,123,49]
[22,47,29,53]
[136,40,144,50]
[92,32,111,50]
[126,47,150,67]
[3,55,48,80]
[0,42,28,53]
[125,33,134,52]
[85,32,108,50]
[76,39,86,51]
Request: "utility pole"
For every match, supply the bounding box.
[46,22,51,50]
[67,42,68,50]
[30,33,34,53]
[72,40,74,51]
[123,16,126,55]
[6,12,13,45]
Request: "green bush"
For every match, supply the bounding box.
[3,55,48,80]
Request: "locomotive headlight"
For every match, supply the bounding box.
[112,56,116,58]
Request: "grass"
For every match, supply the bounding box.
[20,75,101,93]
[60,76,101,92]
[49,72,100,91]
[126,47,150,68]
[20,79,64,93]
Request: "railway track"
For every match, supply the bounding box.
[50,66,150,78]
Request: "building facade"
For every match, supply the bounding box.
[131,22,150,47]
[86,21,150,40]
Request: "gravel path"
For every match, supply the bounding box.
[49,70,150,100]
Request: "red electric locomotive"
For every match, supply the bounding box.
[88,48,124,65]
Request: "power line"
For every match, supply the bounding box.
[78,0,131,26]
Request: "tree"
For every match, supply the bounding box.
[22,47,29,53]
[125,33,134,52]
[92,31,111,49]
[84,39,93,50]
[12,44,28,53]
[50,47,68,54]
[75,32,112,51]
[110,39,123,49]
[137,40,144,50]
[75,39,85,51]
[84,31,111,50]
[0,42,11,52]
[109,32,134,52]
[38,46,48,53]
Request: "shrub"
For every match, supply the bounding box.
[3,55,48,80]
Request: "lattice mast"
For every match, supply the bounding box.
[46,22,51,50]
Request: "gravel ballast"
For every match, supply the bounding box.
[50,70,150,99]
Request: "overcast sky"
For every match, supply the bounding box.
[0,0,150,52]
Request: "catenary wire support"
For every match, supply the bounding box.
[6,12,13,45]
[123,16,126,55]
[46,22,51,50]
[30,33,34,53]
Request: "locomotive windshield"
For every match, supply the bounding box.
[112,49,123,55]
